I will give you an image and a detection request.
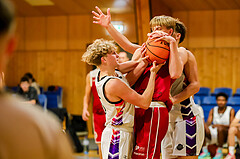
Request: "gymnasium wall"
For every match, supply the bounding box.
[6,14,137,115]
[172,10,240,93]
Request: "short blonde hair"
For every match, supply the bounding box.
[82,39,117,66]
[150,15,177,31]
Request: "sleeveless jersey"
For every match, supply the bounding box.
[95,70,134,131]
[90,69,105,114]
[134,62,173,109]
[212,106,232,125]
[169,73,200,122]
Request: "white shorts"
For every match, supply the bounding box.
[161,114,204,158]
[101,126,134,159]
[207,125,218,145]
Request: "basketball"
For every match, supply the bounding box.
[145,38,170,64]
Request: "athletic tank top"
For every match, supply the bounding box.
[212,106,232,125]
[133,61,172,110]
[169,73,200,122]
[90,69,105,114]
[95,70,134,131]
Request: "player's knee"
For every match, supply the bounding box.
[229,126,238,135]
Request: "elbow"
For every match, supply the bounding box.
[138,101,151,110]
[170,72,182,79]
[192,82,200,94]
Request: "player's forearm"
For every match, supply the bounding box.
[106,23,140,54]
[172,81,200,104]
[83,95,90,110]
[169,41,183,79]
[117,61,139,73]
[140,73,156,109]
[230,122,240,127]
[126,61,148,86]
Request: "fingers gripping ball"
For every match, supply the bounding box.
[145,39,170,64]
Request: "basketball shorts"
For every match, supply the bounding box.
[132,102,169,159]
[161,114,204,158]
[101,126,134,159]
[93,113,106,143]
[207,125,218,145]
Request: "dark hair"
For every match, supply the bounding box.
[0,0,15,35]
[20,76,29,83]
[24,72,36,82]
[175,21,186,44]
[216,92,228,101]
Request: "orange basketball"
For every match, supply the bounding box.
[145,39,170,64]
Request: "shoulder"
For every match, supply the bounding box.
[104,78,127,93]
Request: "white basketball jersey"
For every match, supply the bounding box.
[212,106,232,125]
[95,70,134,131]
[90,68,99,87]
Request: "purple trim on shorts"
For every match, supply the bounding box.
[181,106,194,120]
[185,117,197,156]
[108,130,120,159]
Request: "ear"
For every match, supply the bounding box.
[101,56,107,64]
[5,36,16,57]
[168,28,174,36]
[175,33,181,41]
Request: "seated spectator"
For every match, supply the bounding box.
[24,72,41,94]
[199,93,235,159]
[118,51,129,63]
[224,109,240,159]
[17,76,39,105]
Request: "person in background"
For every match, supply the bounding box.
[24,72,41,94]
[0,1,74,158]
[17,76,39,105]
[224,109,240,159]
[199,93,235,159]
[118,51,129,63]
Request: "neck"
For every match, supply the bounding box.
[218,106,226,111]
[99,65,116,78]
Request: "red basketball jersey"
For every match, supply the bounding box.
[134,62,173,110]
[90,69,105,114]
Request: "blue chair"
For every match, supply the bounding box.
[44,93,59,109]
[38,94,47,110]
[212,87,233,97]
[194,96,201,105]
[47,86,63,108]
[234,88,240,97]
[195,87,211,102]
[227,97,240,106]
[195,87,211,96]
[11,86,19,93]
[202,96,217,106]
[202,105,213,121]
[39,87,44,94]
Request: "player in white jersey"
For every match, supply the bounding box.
[199,92,235,159]
[225,110,240,159]
[81,38,163,158]
[161,73,204,159]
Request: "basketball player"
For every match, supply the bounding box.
[225,109,240,159]
[118,52,129,63]
[82,68,105,159]
[0,0,74,158]
[199,93,234,159]
[92,7,183,159]
[92,7,204,159]
[82,38,163,158]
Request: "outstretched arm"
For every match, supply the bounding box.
[82,73,91,121]
[171,50,200,104]
[92,6,140,54]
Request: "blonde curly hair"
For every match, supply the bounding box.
[82,39,117,66]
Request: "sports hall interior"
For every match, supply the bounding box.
[8,0,240,157]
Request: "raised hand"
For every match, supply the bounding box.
[150,61,165,74]
[92,6,111,28]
